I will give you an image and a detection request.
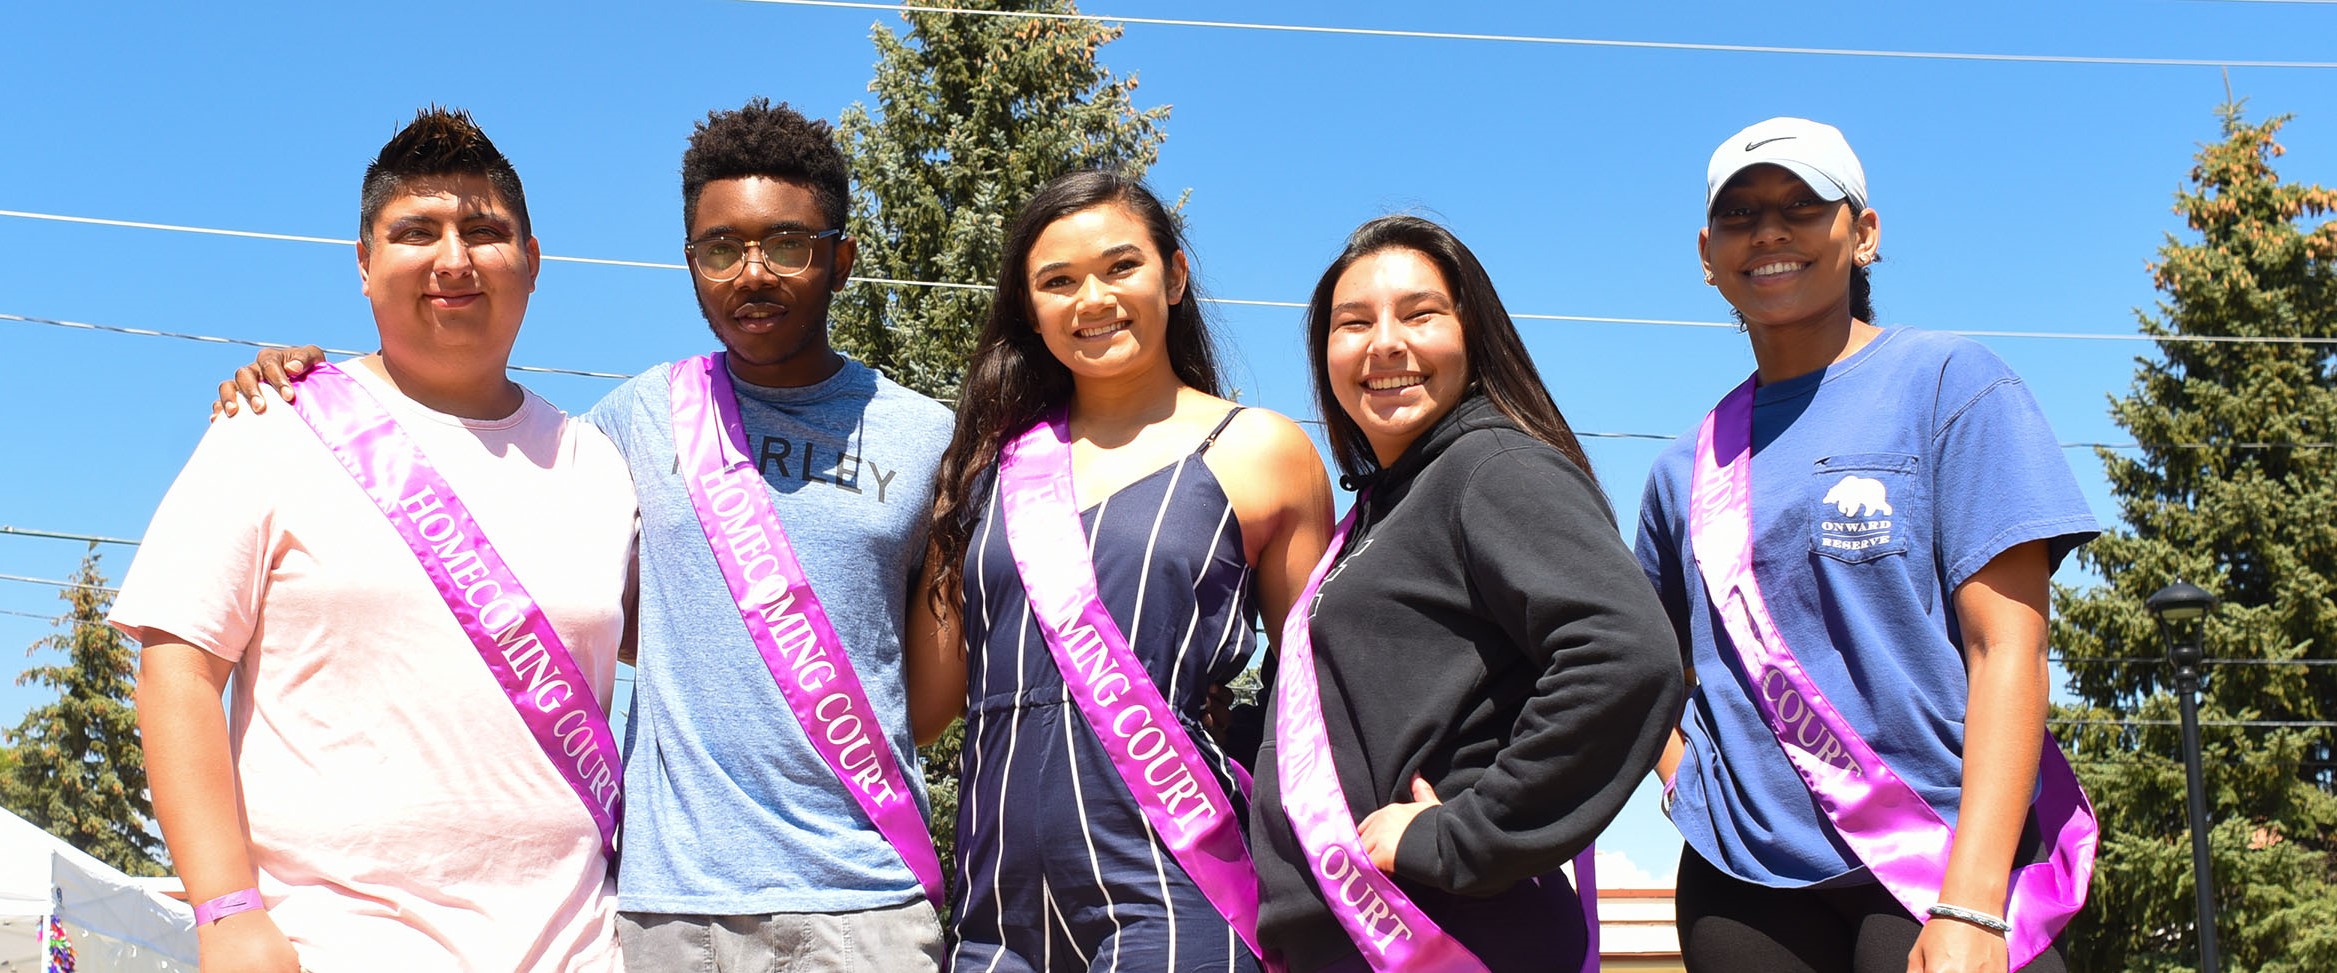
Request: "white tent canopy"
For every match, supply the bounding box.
[0,809,194,972]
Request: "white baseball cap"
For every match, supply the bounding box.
[1705,117,1868,215]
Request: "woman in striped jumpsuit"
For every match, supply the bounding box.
[921,170,1333,972]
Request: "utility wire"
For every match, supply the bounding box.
[1,526,139,547]
[0,574,117,595]
[0,210,970,289]
[11,313,2337,451]
[739,0,2337,69]
[0,608,58,621]
[9,209,2337,346]
[0,313,632,381]
[0,210,680,271]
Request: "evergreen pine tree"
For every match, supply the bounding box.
[831,0,1172,403]
[829,0,1173,898]
[2053,102,2337,972]
[2,545,164,877]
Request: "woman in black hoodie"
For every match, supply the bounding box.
[1249,216,1684,973]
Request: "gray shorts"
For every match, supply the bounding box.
[618,900,945,973]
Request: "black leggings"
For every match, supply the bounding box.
[1675,847,2067,973]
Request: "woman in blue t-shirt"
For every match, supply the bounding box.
[1634,118,2099,973]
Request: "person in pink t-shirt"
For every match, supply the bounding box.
[113,108,636,972]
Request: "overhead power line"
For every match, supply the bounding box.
[1,526,140,547]
[0,607,58,621]
[740,0,2337,69]
[0,313,631,381]
[12,312,2337,451]
[0,210,680,271]
[0,209,977,290]
[9,209,2336,347]
[0,574,117,595]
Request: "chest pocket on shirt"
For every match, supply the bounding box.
[1810,453,1920,564]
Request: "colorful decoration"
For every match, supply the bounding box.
[40,914,77,973]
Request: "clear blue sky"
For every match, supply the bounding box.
[4,0,2333,886]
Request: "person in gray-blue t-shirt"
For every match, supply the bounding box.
[587,357,952,947]
[584,100,958,971]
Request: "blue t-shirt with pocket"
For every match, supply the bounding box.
[585,356,954,914]
[1634,327,2098,887]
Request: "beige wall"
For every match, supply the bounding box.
[1601,958,1687,973]
[1600,887,1683,973]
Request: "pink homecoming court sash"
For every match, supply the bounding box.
[1278,500,1604,973]
[669,353,946,906]
[290,363,623,860]
[996,410,1267,960]
[1690,376,2096,969]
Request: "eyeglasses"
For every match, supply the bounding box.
[685,229,843,281]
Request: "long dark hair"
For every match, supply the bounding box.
[925,170,1225,616]
[1305,215,1594,486]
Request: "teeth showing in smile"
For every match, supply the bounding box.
[732,304,785,332]
[1365,375,1425,391]
[1075,322,1129,339]
[1750,261,1808,278]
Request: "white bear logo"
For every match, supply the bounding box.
[1823,475,1894,518]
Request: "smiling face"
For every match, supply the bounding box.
[358,174,539,366]
[1023,202,1189,385]
[1699,164,1880,331]
[1324,248,1471,467]
[688,175,856,387]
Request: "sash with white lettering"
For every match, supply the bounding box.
[1690,376,2097,968]
[668,353,945,907]
[996,410,1266,959]
[1278,500,1608,972]
[1274,498,1486,973]
[289,362,623,861]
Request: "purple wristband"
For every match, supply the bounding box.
[193,887,265,925]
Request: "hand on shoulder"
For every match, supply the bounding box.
[213,344,328,419]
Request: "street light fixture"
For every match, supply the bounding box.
[2147,579,2221,973]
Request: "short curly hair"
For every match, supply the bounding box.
[681,98,850,235]
[360,106,529,244]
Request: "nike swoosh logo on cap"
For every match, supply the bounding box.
[1745,136,1795,151]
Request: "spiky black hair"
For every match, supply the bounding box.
[681,98,850,235]
[358,106,530,243]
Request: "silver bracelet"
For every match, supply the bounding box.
[1926,903,2011,933]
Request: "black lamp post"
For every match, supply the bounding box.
[2147,580,2221,973]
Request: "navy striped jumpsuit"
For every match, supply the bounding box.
[950,408,1262,973]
